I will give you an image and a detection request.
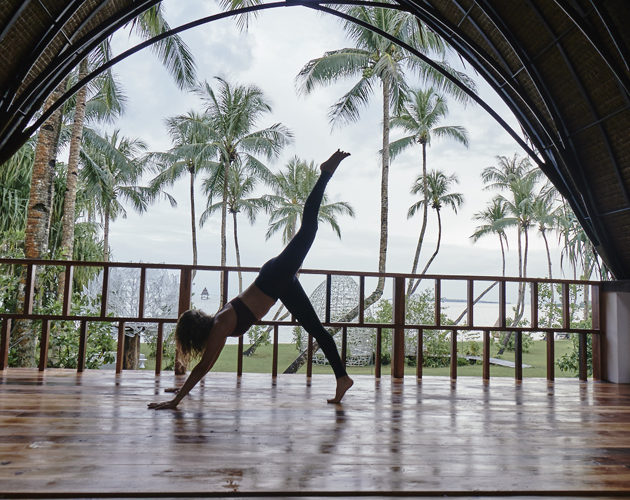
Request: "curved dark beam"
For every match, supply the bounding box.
[0,0,84,115]
[394,0,591,229]
[0,0,160,150]
[588,0,630,73]
[20,0,537,173]
[552,0,630,96]
[0,0,29,44]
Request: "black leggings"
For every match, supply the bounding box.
[254,171,347,379]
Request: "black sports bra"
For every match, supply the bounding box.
[226,297,257,337]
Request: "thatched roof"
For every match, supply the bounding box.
[1,0,629,278]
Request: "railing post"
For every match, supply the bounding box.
[392,277,405,380]
[100,265,109,317]
[77,320,87,372]
[546,332,555,381]
[591,284,602,381]
[483,329,490,381]
[578,332,587,381]
[416,328,423,380]
[175,268,192,375]
[375,327,382,379]
[1,318,11,370]
[450,330,457,381]
[530,282,539,329]
[116,322,125,374]
[272,324,278,380]
[515,331,523,381]
[307,334,313,379]
[38,319,50,371]
[138,267,146,319]
[237,335,244,377]
[155,322,163,376]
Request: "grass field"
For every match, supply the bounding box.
[141,339,581,378]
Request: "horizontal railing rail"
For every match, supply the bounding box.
[0,258,602,382]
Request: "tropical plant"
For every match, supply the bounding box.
[471,198,511,277]
[389,87,469,293]
[79,129,156,261]
[200,162,272,292]
[265,156,355,244]
[150,111,217,269]
[407,169,463,294]
[296,6,473,304]
[195,77,293,279]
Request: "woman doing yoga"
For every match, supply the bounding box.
[148,150,354,410]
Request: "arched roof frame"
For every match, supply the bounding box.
[0,0,628,278]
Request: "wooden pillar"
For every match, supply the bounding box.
[482,329,490,381]
[38,319,50,371]
[392,277,405,380]
[115,322,125,374]
[155,323,164,376]
[77,320,87,372]
[1,318,11,370]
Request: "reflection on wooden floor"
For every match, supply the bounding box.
[1,369,630,498]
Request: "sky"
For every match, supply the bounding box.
[98,1,567,302]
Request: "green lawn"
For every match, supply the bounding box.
[141,339,581,378]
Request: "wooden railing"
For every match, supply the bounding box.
[0,258,602,381]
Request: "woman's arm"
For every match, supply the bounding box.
[148,313,232,410]
[147,359,210,410]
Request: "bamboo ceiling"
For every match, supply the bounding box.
[0,0,628,278]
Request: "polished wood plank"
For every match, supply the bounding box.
[1,369,630,497]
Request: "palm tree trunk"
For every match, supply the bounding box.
[366,79,390,306]
[541,228,554,326]
[188,167,198,276]
[103,205,111,262]
[232,211,243,293]
[58,58,89,296]
[410,207,441,295]
[220,161,229,302]
[497,225,524,356]
[407,142,429,295]
[15,80,66,366]
[499,234,506,276]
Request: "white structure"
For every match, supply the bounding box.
[296,275,373,366]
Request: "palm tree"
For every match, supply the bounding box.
[150,111,217,269]
[79,129,156,261]
[296,6,473,304]
[389,87,469,293]
[200,162,272,292]
[195,77,293,277]
[265,156,355,243]
[482,154,541,354]
[0,139,35,234]
[532,184,559,325]
[407,170,463,294]
[471,198,511,277]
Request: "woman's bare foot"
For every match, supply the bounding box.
[321,149,350,174]
[327,375,354,404]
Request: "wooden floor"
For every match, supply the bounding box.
[1,369,630,499]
